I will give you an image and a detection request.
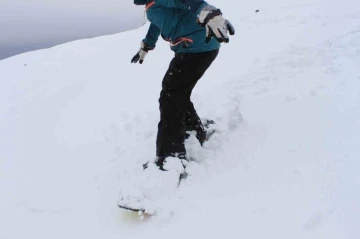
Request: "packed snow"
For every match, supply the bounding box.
[1,0,360,238]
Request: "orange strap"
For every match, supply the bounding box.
[170,37,194,47]
[146,1,155,10]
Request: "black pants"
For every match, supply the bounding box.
[156,49,219,158]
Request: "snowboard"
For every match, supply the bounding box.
[117,204,153,216]
[117,171,188,217]
[117,119,216,216]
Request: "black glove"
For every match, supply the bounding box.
[131,41,154,64]
[197,5,235,43]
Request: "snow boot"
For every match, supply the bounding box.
[143,154,189,184]
[185,119,216,145]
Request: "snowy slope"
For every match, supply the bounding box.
[1,0,360,238]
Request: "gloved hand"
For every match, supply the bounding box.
[131,41,154,64]
[197,5,235,43]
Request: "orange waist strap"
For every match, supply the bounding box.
[170,37,194,47]
[146,1,155,10]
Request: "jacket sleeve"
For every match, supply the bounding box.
[142,23,161,49]
[154,0,208,14]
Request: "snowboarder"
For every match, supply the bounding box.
[132,0,235,171]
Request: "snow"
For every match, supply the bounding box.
[1,0,360,238]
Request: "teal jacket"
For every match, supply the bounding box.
[141,0,220,53]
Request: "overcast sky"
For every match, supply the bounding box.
[0,0,145,60]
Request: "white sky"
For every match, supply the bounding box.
[0,0,145,59]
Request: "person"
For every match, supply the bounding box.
[132,0,235,171]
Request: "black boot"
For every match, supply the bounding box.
[186,119,216,145]
[144,155,189,185]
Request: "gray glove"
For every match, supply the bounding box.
[197,5,235,43]
[131,41,154,64]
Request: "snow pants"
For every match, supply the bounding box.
[156,49,219,158]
